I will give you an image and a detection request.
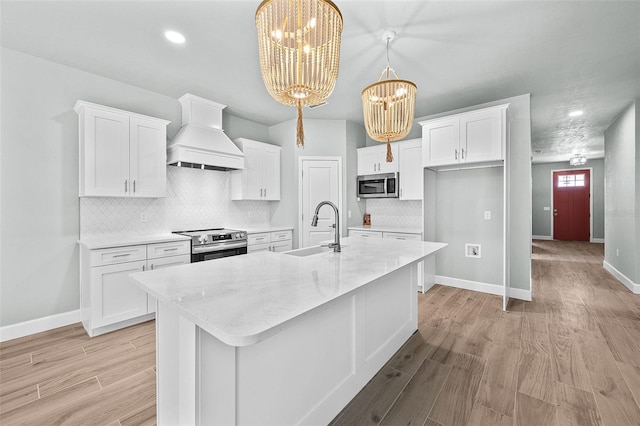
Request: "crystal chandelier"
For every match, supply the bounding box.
[255,0,343,147]
[569,154,587,166]
[361,30,417,162]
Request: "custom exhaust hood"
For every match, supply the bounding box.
[167,93,244,171]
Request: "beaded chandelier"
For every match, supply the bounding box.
[362,30,416,162]
[256,0,343,147]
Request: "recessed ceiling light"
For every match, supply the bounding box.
[569,110,583,117]
[164,30,185,44]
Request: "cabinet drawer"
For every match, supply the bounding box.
[147,240,190,260]
[271,230,292,241]
[90,245,146,266]
[248,242,271,253]
[383,232,422,241]
[248,233,271,245]
[349,230,383,238]
[271,240,293,252]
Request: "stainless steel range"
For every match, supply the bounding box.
[173,228,247,263]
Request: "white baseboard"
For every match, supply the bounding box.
[0,309,81,342]
[436,275,532,301]
[603,261,640,294]
[532,235,553,241]
[591,238,605,243]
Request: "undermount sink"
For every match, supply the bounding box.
[283,245,346,257]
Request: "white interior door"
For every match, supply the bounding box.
[300,158,341,248]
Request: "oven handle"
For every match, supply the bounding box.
[192,241,248,254]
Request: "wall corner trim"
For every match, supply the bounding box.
[0,309,81,343]
[603,261,640,294]
[532,235,553,241]
[435,275,531,301]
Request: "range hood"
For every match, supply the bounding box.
[167,93,244,171]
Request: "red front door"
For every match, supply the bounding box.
[553,169,590,241]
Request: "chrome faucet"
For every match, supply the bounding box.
[311,201,341,252]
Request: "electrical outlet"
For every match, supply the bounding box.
[484,211,491,220]
[140,213,148,223]
[465,243,481,258]
[543,206,551,211]
[348,210,352,218]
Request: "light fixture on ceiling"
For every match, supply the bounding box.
[361,30,417,162]
[255,0,343,148]
[164,30,186,44]
[569,154,587,166]
[569,110,583,117]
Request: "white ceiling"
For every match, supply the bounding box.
[2,0,639,163]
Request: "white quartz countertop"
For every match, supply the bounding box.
[130,237,446,347]
[241,226,294,234]
[78,233,190,250]
[348,225,423,234]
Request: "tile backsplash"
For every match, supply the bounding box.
[80,166,271,238]
[364,199,422,228]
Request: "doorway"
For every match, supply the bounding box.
[299,157,342,248]
[552,169,591,241]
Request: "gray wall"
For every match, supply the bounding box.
[269,118,366,248]
[420,94,532,292]
[604,101,638,283]
[435,168,504,285]
[532,159,605,240]
[0,48,269,327]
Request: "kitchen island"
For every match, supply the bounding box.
[130,236,446,425]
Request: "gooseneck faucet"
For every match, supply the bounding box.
[311,201,341,252]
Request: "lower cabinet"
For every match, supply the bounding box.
[247,230,293,253]
[80,239,190,336]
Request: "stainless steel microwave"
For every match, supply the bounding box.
[357,173,399,198]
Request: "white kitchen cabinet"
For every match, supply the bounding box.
[80,239,190,337]
[357,144,399,175]
[247,230,293,253]
[398,139,423,200]
[231,138,281,200]
[74,101,170,198]
[421,104,508,170]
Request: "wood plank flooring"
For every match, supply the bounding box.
[1,240,639,425]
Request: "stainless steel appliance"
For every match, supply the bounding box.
[357,173,399,198]
[173,228,248,262]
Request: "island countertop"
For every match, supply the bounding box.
[130,237,446,347]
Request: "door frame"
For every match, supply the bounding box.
[298,156,343,249]
[550,167,593,242]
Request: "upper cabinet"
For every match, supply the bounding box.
[398,139,423,200]
[75,101,170,198]
[420,104,508,170]
[231,138,281,201]
[357,144,399,175]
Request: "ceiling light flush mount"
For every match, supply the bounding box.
[164,30,186,44]
[361,30,417,162]
[255,0,343,147]
[569,154,587,166]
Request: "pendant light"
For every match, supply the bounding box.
[569,154,587,166]
[362,30,417,162]
[255,0,343,147]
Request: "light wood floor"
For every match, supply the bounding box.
[2,240,640,425]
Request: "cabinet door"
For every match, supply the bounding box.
[243,143,264,199]
[90,260,147,328]
[378,144,400,174]
[271,240,293,252]
[129,117,167,197]
[422,118,460,167]
[248,242,271,254]
[398,140,423,200]
[460,109,503,163]
[262,145,281,200]
[357,147,380,175]
[82,108,130,196]
[146,254,191,314]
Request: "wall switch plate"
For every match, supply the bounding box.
[465,243,481,258]
[484,211,491,220]
[543,206,551,211]
[140,213,148,223]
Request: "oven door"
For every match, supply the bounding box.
[191,241,248,262]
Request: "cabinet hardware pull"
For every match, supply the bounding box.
[113,253,131,258]
[260,188,263,197]
[125,180,128,193]
[264,188,267,197]
[163,248,178,251]
[133,180,136,193]
[256,237,265,241]
[142,265,145,271]
[461,148,465,159]
[455,149,458,160]
[151,264,154,270]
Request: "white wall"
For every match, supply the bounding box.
[604,101,638,283]
[0,48,271,327]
